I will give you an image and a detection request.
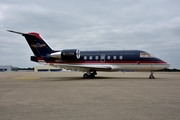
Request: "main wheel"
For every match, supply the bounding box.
[83,73,89,78]
[90,73,95,78]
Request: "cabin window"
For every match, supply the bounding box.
[84,56,87,60]
[119,56,123,60]
[95,56,99,60]
[107,56,111,60]
[89,56,92,60]
[113,56,116,60]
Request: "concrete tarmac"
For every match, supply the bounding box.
[0,72,180,120]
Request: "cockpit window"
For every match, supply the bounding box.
[140,53,155,58]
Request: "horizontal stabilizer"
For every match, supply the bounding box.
[7,30,26,35]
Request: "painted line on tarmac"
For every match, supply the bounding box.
[14,77,40,80]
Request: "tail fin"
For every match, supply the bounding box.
[23,32,53,56]
[7,30,54,57]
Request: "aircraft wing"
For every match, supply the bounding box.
[48,64,113,72]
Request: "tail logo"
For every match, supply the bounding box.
[31,43,46,48]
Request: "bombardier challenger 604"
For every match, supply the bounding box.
[8,30,169,79]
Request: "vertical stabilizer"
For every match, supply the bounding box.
[7,30,54,57]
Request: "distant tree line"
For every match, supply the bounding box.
[156,68,180,72]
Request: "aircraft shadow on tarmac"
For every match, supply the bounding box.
[42,76,158,81]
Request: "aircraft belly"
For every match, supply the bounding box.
[48,63,169,72]
[111,64,169,71]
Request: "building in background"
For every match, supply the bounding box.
[0,65,68,72]
[0,65,18,72]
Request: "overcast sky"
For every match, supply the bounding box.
[0,0,180,68]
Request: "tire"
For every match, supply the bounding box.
[149,75,155,79]
[90,73,95,78]
[83,73,88,78]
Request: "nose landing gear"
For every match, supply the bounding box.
[149,71,155,79]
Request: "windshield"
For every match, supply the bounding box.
[140,53,155,58]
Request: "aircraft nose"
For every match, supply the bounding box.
[164,62,170,68]
[161,60,170,68]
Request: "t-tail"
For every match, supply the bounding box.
[7,30,54,57]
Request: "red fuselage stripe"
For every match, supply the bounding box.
[44,60,167,64]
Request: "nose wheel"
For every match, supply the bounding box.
[149,71,155,79]
[83,71,97,79]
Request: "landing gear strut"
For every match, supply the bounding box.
[149,71,155,79]
[83,71,97,79]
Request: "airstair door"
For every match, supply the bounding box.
[100,54,105,62]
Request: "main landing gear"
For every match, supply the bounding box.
[149,71,155,79]
[83,71,97,79]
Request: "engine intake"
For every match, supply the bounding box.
[50,49,80,60]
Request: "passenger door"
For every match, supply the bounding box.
[100,54,105,62]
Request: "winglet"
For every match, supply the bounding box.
[7,30,26,35]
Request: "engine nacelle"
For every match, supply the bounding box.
[50,49,80,60]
